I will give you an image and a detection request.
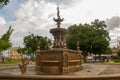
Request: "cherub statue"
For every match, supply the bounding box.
[18,58,29,75]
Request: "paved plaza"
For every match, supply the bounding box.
[67,63,120,76]
[0,63,120,76]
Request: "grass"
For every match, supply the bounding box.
[0,60,22,65]
[103,59,120,64]
[0,60,35,65]
[113,59,120,63]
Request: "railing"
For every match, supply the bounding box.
[0,75,120,80]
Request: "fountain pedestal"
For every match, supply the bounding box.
[35,48,82,74]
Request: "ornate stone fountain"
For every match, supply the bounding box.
[50,7,67,48]
[35,7,83,74]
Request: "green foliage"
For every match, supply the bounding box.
[23,34,37,55]
[40,37,52,50]
[0,60,21,64]
[17,47,25,54]
[0,26,13,52]
[0,0,9,8]
[21,34,51,57]
[1,26,13,42]
[113,59,120,63]
[105,47,112,54]
[66,19,110,55]
[0,40,11,52]
[117,50,120,58]
[0,26,13,63]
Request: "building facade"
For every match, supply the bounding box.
[9,47,23,60]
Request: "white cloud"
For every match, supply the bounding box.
[45,0,83,7]
[0,16,7,37]
[0,16,6,25]
[109,26,120,47]
[106,16,120,30]
[15,0,57,29]
[2,0,120,47]
[9,0,57,47]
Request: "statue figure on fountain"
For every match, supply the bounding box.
[18,58,29,75]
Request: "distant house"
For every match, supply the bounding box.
[9,47,24,60]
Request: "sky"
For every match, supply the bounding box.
[0,0,120,48]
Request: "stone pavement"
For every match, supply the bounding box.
[0,63,120,76]
[66,63,120,76]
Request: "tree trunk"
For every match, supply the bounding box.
[94,54,97,62]
[99,53,101,62]
[83,51,87,62]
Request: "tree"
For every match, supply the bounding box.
[66,19,110,62]
[117,50,120,58]
[0,26,13,62]
[0,40,11,52]
[104,47,112,54]
[0,26,13,52]
[91,19,110,60]
[40,37,52,50]
[66,23,91,62]
[1,26,13,42]
[0,0,9,8]
[20,34,51,59]
[17,47,25,54]
[23,34,37,56]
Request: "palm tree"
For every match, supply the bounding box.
[91,19,110,61]
[91,19,106,30]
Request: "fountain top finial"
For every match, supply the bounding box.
[53,7,64,28]
[57,7,60,19]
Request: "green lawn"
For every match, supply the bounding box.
[113,59,120,63]
[0,60,35,65]
[104,59,120,64]
[0,60,22,65]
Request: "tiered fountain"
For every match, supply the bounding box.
[35,7,83,74]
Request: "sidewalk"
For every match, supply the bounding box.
[0,63,120,76]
